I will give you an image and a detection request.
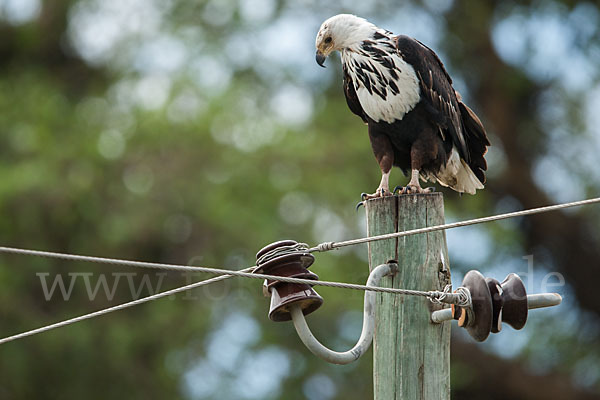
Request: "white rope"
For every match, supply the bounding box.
[309,196,600,252]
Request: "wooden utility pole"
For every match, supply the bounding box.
[366,193,451,399]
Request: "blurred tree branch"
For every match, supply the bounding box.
[446,1,600,319]
[0,0,599,398]
[452,339,598,400]
[0,0,105,96]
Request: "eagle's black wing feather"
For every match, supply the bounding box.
[342,64,368,124]
[395,35,469,161]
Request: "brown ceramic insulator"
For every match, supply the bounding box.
[268,283,324,322]
[256,240,298,259]
[451,303,460,320]
[255,240,324,322]
[461,270,493,342]
[500,273,528,330]
[485,277,504,334]
[451,298,469,327]
[458,308,469,327]
[264,270,319,291]
[255,240,315,274]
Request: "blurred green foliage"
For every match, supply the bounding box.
[0,0,599,399]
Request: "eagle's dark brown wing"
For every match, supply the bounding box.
[395,36,468,160]
[395,35,489,182]
[456,99,490,182]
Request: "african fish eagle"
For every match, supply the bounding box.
[315,14,490,198]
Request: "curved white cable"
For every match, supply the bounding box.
[290,263,393,365]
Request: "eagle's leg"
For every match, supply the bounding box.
[361,170,392,200]
[402,169,433,194]
[400,137,436,194]
[361,130,394,201]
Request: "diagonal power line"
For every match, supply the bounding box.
[1,195,599,344]
[309,196,600,252]
[0,264,450,345]
[0,269,253,345]
[0,245,450,295]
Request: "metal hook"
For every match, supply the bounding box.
[289,263,394,365]
[431,293,562,324]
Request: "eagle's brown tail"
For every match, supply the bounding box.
[458,101,490,185]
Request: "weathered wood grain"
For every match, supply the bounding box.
[366,193,451,400]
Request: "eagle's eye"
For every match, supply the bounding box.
[324,37,332,44]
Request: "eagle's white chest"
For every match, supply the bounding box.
[342,46,421,124]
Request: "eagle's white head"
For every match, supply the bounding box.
[315,14,378,67]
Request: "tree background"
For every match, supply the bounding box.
[0,0,599,398]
